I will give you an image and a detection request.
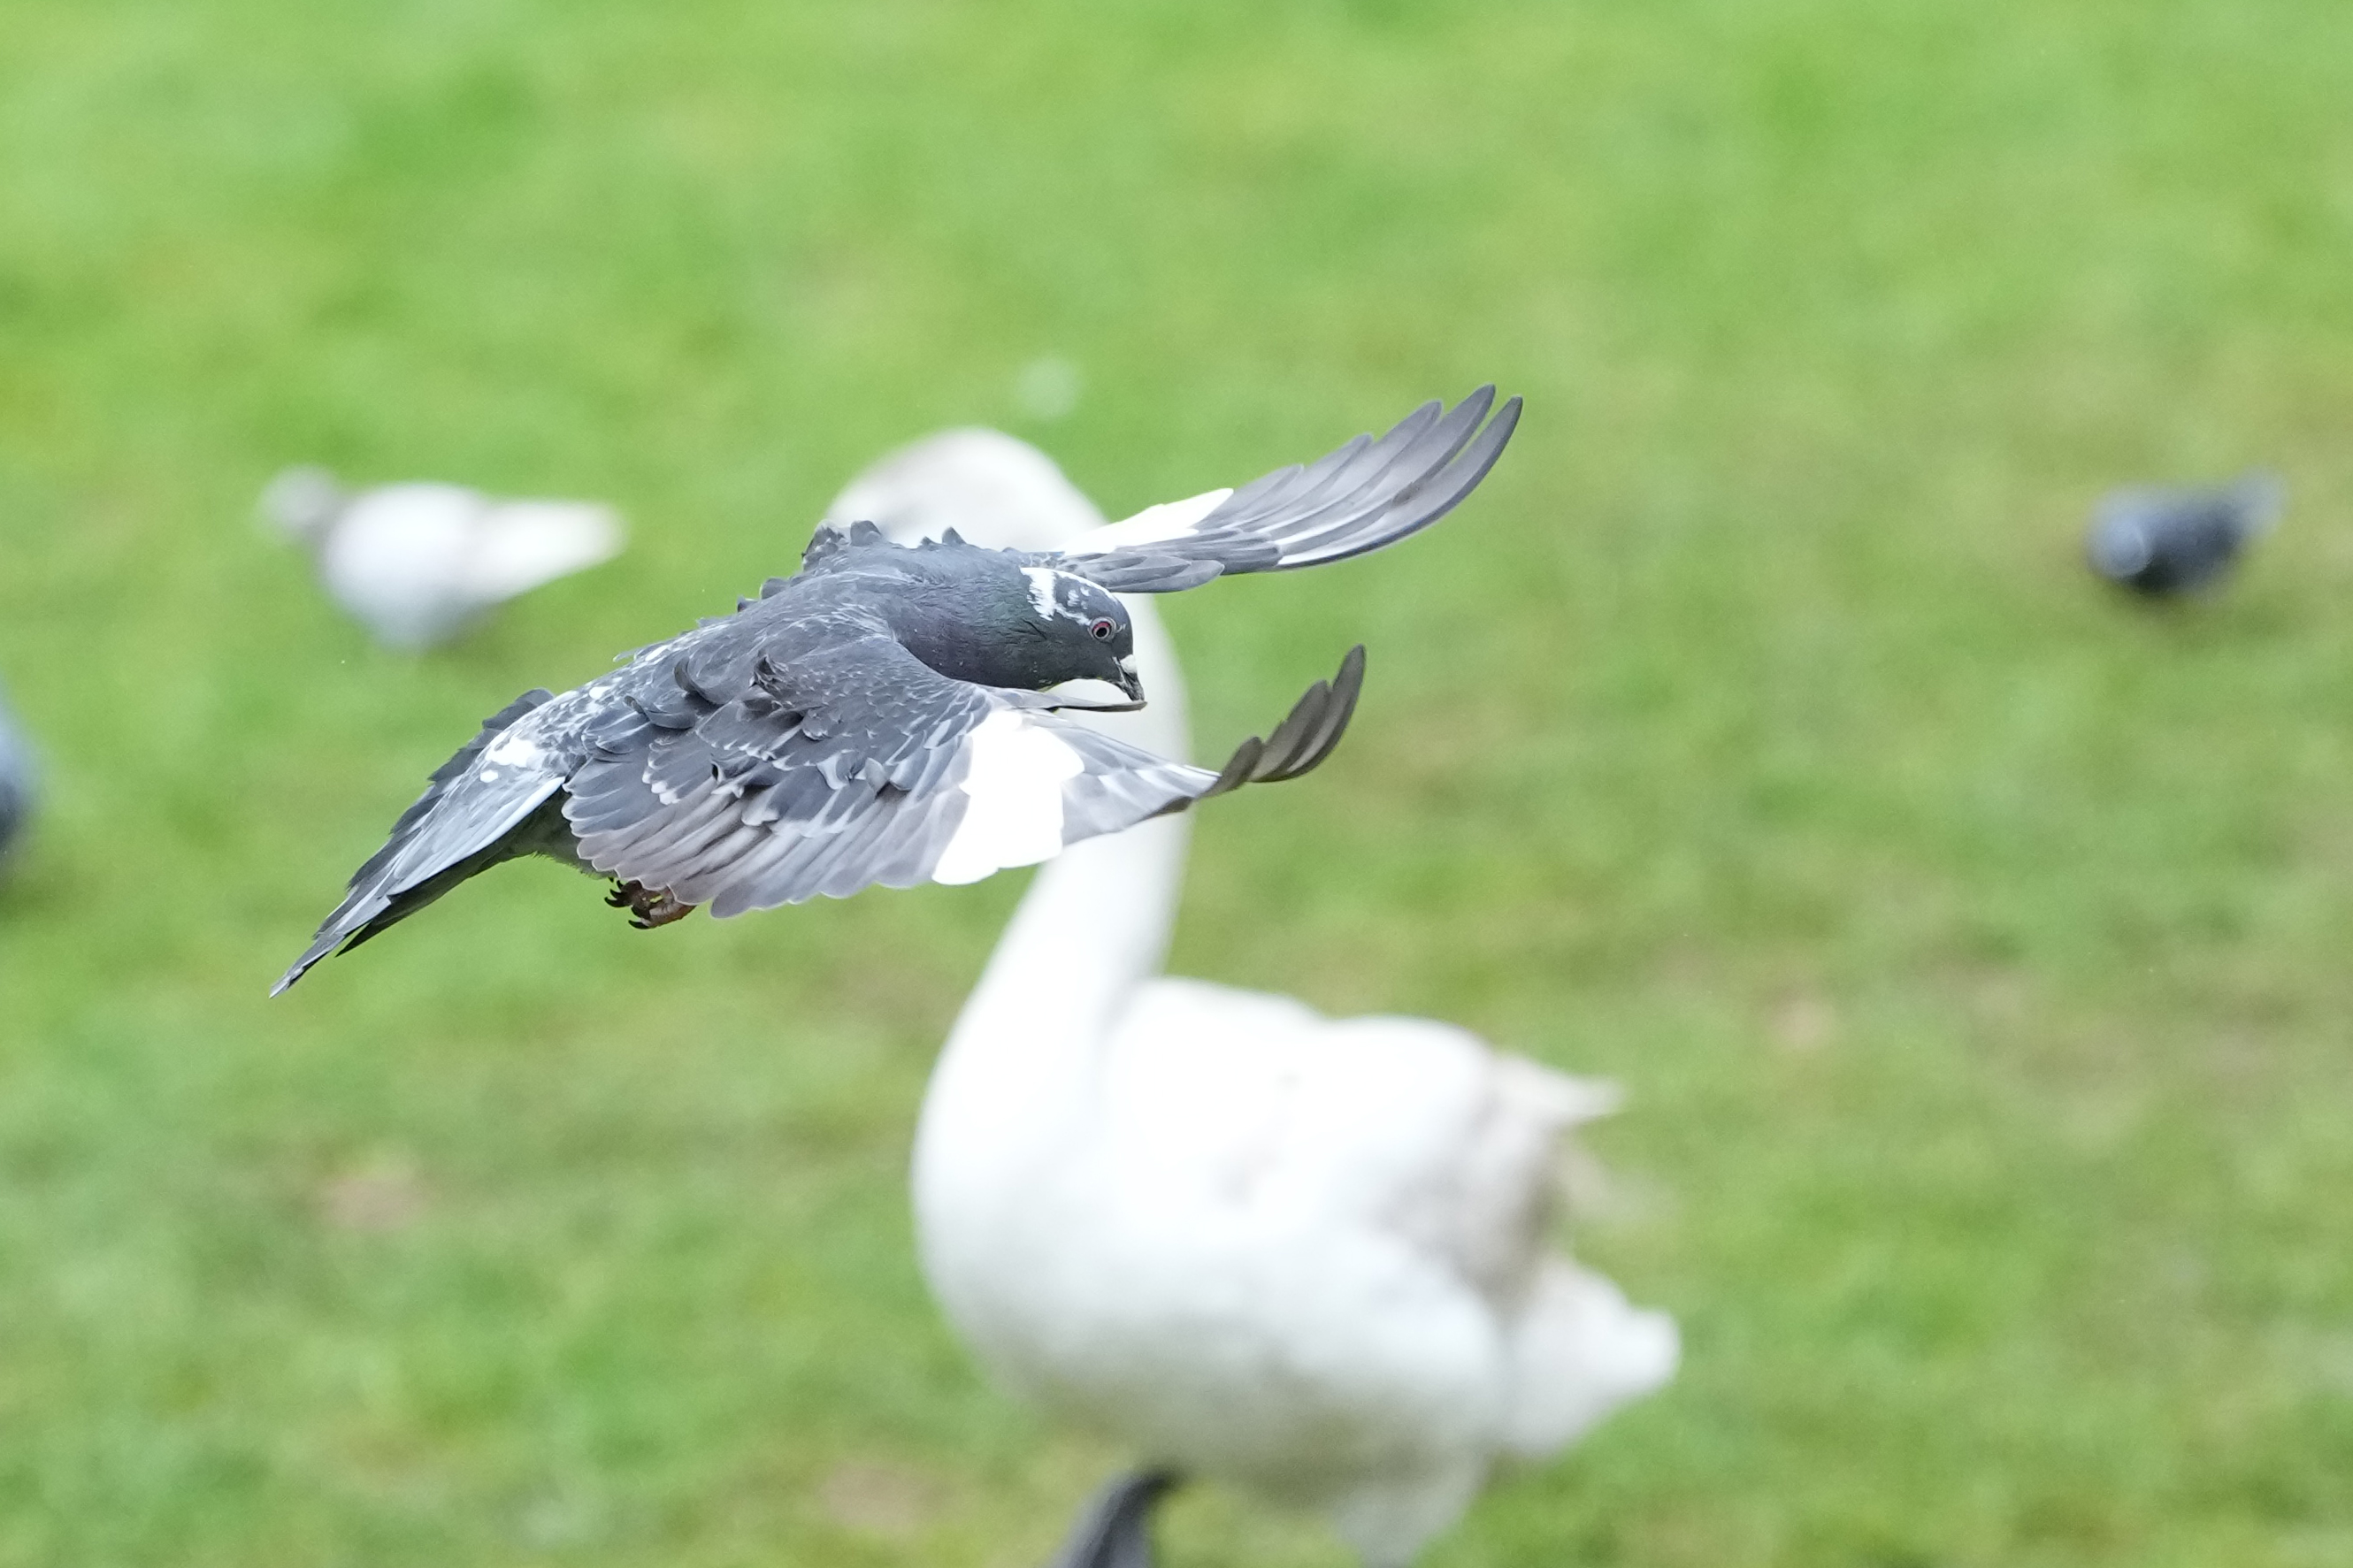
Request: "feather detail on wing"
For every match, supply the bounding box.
[562,639,1368,919]
[1053,388,1521,593]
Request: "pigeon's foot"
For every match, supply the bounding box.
[606,880,697,929]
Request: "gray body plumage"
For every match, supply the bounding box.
[275,386,1518,993]
[2087,473,2282,597]
[0,681,34,869]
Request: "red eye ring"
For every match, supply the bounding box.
[1089,617,1116,641]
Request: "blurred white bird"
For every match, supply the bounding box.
[0,677,34,871]
[832,430,1678,1568]
[261,466,625,650]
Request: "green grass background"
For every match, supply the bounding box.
[4,0,2352,1563]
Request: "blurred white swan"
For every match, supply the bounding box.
[261,466,625,650]
[831,430,1678,1568]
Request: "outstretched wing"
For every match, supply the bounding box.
[563,637,1366,918]
[1050,387,1521,593]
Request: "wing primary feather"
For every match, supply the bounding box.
[1061,388,1517,594]
[1186,645,1367,803]
[1252,674,1337,774]
[1195,737,1265,803]
[1283,642,1368,777]
[1264,391,1491,555]
[1278,393,1520,569]
[1263,644,1366,780]
[1250,400,1447,535]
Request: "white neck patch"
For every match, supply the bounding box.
[1022,565,1078,623]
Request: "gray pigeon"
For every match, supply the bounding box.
[0,680,33,870]
[2087,472,2282,597]
[273,386,1521,993]
[1045,1472,1181,1568]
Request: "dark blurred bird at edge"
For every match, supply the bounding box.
[2087,472,2282,598]
[0,679,35,872]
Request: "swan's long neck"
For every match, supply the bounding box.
[916,599,1189,1159]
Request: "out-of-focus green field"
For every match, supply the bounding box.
[4,1,2352,1563]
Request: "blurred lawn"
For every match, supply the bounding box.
[4,0,2353,1563]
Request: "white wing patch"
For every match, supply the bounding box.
[1084,488,1233,551]
[932,710,1086,886]
[483,732,548,769]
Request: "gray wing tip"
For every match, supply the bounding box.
[271,938,333,996]
[1268,387,1521,570]
[1196,645,1368,802]
[272,902,377,994]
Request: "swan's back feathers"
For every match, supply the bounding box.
[1108,980,1606,1312]
[1104,981,1673,1456]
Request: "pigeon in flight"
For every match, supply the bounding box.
[273,387,1521,994]
[2086,472,2282,597]
[263,466,625,649]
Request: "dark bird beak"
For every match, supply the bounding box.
[1116,656,1146,701]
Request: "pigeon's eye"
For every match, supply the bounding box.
[1089,617,1116,641]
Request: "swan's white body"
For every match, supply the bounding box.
[262,467,625,650]
[834,431,1677,1567]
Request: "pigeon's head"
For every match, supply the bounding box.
[898,561,1142,703]
[1004,566,1142,702]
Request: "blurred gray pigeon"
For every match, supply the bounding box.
[2087,472,2282,597]
[0,680,33,870]
[263,467,625,649]
[272,386,1521,992]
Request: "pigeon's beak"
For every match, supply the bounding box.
[1116,656,1145,701]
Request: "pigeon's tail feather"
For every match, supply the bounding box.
[273,690,565,994]
[462,501,625,602]
[260,465,347,544]
[273,812,556,989]
[1046,1471,1182,1568]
